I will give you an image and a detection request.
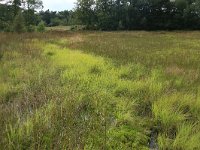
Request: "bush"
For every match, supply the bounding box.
[27,25,35,32]
[37,21,45,32]
[49,18,61,26]
[13,11,26,33]
[0,22,12,32]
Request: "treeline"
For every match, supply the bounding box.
[0,0,77,32]
[1,0,200,32]
[0,0,44,32]
[76,0,200,30]
[39,10,77,27]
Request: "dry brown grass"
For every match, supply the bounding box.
[166,66,185,76]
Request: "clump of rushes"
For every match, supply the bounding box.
[158,123,200,149]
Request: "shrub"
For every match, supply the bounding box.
[1,22,12,32]
[37,21,45,32]
[26,25,35,32]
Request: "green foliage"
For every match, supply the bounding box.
[175,0,188,10]
[26,0,43,10]
[39,10,75,27]
[76,0,96,28]
[37,21,45,32]
[12,0,21,15]
[0,4,14,32]
[13,11,26,33]
[50,17,61,26]
[23,9,40,26]
[0,0,43,32]
[75,0,200,30]
[26,25,35,32]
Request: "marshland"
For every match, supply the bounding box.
[1,0,200,149]
[1,31,200,149]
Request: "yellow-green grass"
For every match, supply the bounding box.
[0,31,200,149]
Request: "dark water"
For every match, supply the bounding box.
[149,129,159,150]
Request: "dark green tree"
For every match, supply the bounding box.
[13,10,26,33]
[96,0,118,30]
[12,0,21,16]
[76,0,96,28]
[24,0,43,26]
[0,3,13,31]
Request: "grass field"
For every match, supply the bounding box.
[46,26,71,31]
[0,31,200,149]
[46,26,85,31]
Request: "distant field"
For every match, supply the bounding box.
[0,31,200,149]
[46,26,71,31]
[46,25,85,31]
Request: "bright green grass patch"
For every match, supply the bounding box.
[153,93,195,130]
[158,123,200,150]
[42,43,176,149]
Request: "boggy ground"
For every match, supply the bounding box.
[0,31,200,149]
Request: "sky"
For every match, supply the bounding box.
[42,0,77,11]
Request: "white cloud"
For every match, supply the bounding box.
[42,0,76,11]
